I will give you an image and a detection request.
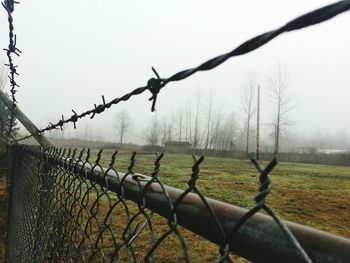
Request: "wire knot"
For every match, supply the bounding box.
[91,96,106,119]
[109,150,118,167]
[58,115,65,131]
[188,156,204,187]
[250,158,277,206]
[94,104,105,114]
[70,110,78,129]
[147,67,164,112]
[2,0,19,13]
[96,149,103,165]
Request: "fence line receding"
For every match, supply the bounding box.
[2,0,350,262]
[5,145,350,262]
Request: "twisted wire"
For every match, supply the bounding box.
[217,158,312,263]
[9,145,345,262]
[2,0,20,139]
[9,0,350,142]
[2,0,21,105]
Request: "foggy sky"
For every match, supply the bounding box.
[0,0,349,144]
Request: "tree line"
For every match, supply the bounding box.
[115,64,298,156]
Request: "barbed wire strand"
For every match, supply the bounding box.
[2,0,21,138]
[8,0,350,143]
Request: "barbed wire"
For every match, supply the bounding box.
[8,0,350,142]
[2,0,20,138]
[2,0,20,105]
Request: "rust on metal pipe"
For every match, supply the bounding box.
[48,154,350,263]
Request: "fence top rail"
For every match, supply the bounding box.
[15,144,350,263]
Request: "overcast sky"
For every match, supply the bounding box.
[0,0,349,143]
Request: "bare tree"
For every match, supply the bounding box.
[145,115,159,146]
[159,117,175,146]
[115,110,132,144]
[84,124,91,141]
[222,112,238,151]
[166,117,174,142]
[160,119,167,146]
[192,93,202,151]
[210,107,224,150]
[176,110,183,141]
[241,70,257,155]
[204,89,214,150]
[267,64,293,156]
[185,100,192,143]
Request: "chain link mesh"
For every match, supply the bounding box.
[4,145,326,263]
[6,146,41,262]
[2,1,350,262]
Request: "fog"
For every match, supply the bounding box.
[0,0,349,148]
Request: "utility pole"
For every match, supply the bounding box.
[256,85,260,160]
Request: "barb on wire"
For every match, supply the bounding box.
[2,0,20,139]
[9,0,350,143]
[2,0,21,105]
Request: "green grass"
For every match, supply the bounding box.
[93,150,350,238]
[4,149,349,262]
[72,150,349,262]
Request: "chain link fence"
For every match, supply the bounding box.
[1,1,350,262]
[5,145,350,262]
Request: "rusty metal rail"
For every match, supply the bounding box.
[65,155,350,263]
[5,145,350,262]
[2,1,350,262]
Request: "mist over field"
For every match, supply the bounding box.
[1,2,350,262]
[0,0,349,151]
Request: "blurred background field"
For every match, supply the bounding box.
[1,149,349,262]
[94,150,350,237]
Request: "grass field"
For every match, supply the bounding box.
[66,150,349,262]
[93,150,350,237]
[2,149,350,262]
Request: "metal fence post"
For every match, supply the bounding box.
[0,89,53,149]
[5,145,17,262]
[32,149,54,262]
